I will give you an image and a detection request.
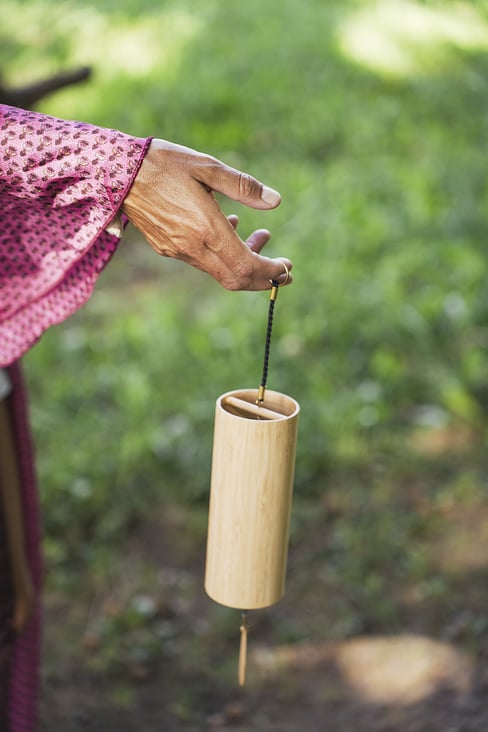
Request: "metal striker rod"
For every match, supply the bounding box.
[239,611,249,687]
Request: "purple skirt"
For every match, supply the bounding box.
[1,362,42,732]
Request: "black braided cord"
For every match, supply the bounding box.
[259,282,279,394]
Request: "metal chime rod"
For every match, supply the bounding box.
[238,611,249,687]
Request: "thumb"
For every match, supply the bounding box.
[195,159,281,211]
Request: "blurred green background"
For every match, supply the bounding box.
[3,0,488,727]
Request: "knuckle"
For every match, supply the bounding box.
[202,152,218,165]
[238,172,260,199]
[220,259,254,291]
[196,153,219,175]
[223,278,242,292]
[234,259,254,288]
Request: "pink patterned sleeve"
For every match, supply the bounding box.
[0,105,152,366]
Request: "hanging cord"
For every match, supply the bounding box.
[256,282,280,406]
[256,262,290,406]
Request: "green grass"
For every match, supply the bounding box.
[3,0,488,655]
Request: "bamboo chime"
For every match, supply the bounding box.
[205,266,300,685]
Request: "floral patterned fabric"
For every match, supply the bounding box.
[0,104,151,365]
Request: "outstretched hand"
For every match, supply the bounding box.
[122,139,293,290]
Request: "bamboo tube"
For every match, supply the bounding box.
[205,388,299,610]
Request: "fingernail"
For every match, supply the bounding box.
[261,185,281,206]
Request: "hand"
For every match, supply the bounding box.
[122,139,293,290]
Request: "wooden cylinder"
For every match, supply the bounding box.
[205,388,300,610]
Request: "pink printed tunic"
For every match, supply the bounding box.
[0,104,151,732]
[0,104,151,365]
